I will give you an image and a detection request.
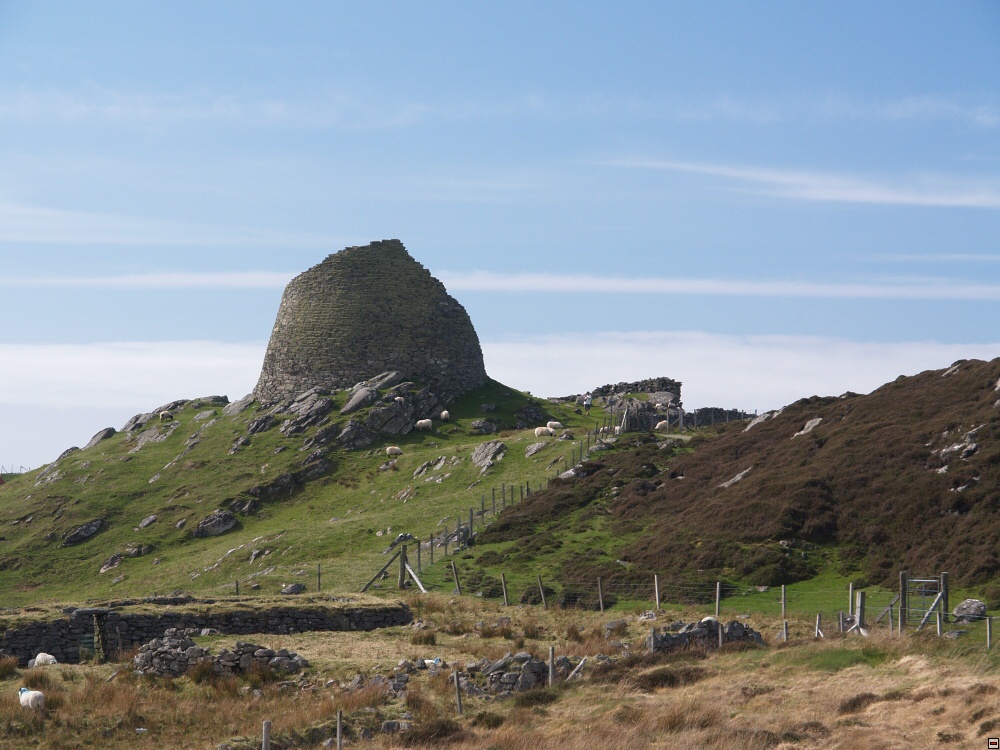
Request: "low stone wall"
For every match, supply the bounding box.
[0,602,411,666]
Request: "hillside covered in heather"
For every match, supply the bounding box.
[478,358,1000,597]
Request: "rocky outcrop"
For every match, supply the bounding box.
[85,427,116,449]
[193,510,237,538]
[253,240,488,404]
[471,441,505,474]
[646,617,764,652]
[63,518,104,546]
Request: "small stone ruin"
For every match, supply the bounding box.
[133,632,308,678]
[646,617,765,652]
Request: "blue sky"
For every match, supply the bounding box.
[1,2,999,468]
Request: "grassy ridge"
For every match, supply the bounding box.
[0,380,598,606]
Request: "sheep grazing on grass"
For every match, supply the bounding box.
[394,396,405,405]
[159,411,173,422]
[440,410,450,421]
[386,446,403,457]
[654,420,670,431]
[19,688,45,711]
[534,426,556,437]
[546,421,564,430]
[415,419,433,431]
[31,653,56,667]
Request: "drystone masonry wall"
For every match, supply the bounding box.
[254,240,487,404]
[0,602,412,666]
[592,376,683,404]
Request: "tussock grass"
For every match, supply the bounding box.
[0,656,18,680]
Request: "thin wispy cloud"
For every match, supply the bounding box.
[602,159,1000,209]
[0,200,344,248]
[440,271,1000,300]
[882,253,1000,263]
[0,88,434,130]
[820,94,1000,129]
[0,272,295,289]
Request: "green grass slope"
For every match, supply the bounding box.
[0,379,595,606]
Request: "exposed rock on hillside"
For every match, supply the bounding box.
[85,427,116,449]
[193,510,237,538]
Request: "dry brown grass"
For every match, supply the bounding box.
[0,595,997,748]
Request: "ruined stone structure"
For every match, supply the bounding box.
[253,240,487,403]
[0,600,412,666]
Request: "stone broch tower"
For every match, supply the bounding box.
[253,240,488,403]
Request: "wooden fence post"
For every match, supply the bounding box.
[501,572,509,607]
[262,720,272,750]
[781,585,787,622]
[398,545,407,589]
[537,575,547,608]
[815,613,823,639]
[597,577,604,613]
[336,710,343,750]
[937,610,943,637]
[838,611,844,633]
[451,561,462,596]
[782,621,788,642]
[856,591,866,631]
[941,571,950,623]
[548,645,555,687]
[848,582,854,617]
[899,571,908,633]
[715,581,721,618]
[453,671,463,715]
[654,574,660,611]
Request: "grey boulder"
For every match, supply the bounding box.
[85,428,117,449]
[953,598,988,622]
[193,509,238,538]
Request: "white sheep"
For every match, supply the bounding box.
[546,421,564,430]
[654,420,670,431]
[394,396,405,404]
[19,687,45,711]
[415,419,433,431]
[534,426,555,437]
[159,411,173,422]
[386,446,403,457]
[440,410,450,421]
[33,653,56,666]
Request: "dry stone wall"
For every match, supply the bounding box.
[254,240,487,403]
[0,602,411,666]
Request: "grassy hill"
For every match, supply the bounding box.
[0,379,593,607]
[2,357,998,614]
[457,358,1000,610]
